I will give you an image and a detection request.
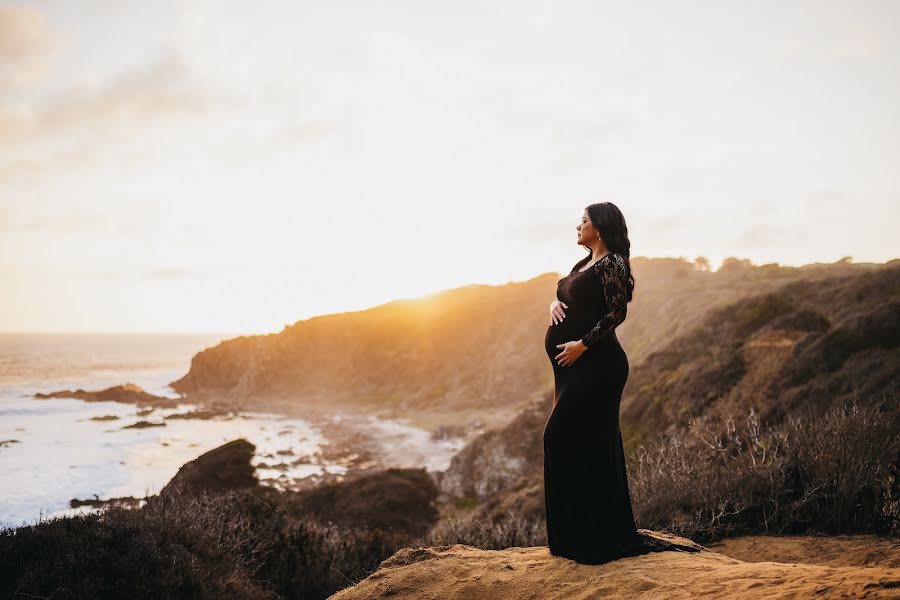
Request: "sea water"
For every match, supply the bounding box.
[0,333,465,528]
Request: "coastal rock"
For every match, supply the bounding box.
[34,383,181,408]
[287,467,439,537]
[69,495,143,510]
[122,420,166,429]
[160,439,258,495]
[436,396,546,502]
[164,409,233,420]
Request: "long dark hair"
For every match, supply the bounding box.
[573,201,636,302]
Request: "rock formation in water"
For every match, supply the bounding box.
[34,383,181,408]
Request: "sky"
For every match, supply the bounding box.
[1,0,898,334]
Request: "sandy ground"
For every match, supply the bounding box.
[328,530,900,600]
[707,534,900,569]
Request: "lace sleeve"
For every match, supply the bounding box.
[580,253,628,348]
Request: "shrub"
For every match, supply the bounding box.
[425,509,545,550]
[0,490,278,600]
[0,488,415,600]
[628,393,899,542]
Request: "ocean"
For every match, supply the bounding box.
[0,333,464,528]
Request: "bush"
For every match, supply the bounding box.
[425,509,545,550]
[0,487,415,600]
[628,393,899,542]
[0,490,278,600]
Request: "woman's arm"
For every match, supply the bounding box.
[579,253,628,347]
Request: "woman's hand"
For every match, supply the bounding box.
[555,340,587,367]
[550,300,568,325]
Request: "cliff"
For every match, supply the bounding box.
[328,533,900,599]
[169,275,558,413]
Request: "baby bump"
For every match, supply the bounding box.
[544,305,605,359]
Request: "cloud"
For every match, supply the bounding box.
[0,51,208,142]
[0,51,216,186]
[0,47,342,182]
[0,5,56,91]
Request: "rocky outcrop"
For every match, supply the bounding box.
[160,439,259,495]
[121,420,166,429]
[34,383,181,408]
[435,395,547,502]
[329,531,900,599]
[287,467,440,537]
[85,437,442,540]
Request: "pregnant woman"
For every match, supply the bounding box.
[543,201,700,564]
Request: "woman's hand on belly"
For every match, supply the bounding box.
[550,300,568,325]
[554,340,587,366]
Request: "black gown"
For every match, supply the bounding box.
[543,252,699,564]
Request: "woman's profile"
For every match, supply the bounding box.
[542,201,700,564]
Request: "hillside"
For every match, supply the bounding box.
[168,258,883,422]
[622,261,900,436]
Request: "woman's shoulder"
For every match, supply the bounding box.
[596,251,625,265]
[593,252,627,275]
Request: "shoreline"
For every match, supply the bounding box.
[32,382,527,435]
[15,383,479,517]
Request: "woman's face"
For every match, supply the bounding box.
[576,210,596,244]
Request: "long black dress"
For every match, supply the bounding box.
[543,252,699,564]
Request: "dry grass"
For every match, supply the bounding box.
[629,393,899,542]
[425,509,546,549]
[1,486,413,600]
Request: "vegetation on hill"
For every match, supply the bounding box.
[622,262,900,436]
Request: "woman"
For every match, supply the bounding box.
[542,202,699,564]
